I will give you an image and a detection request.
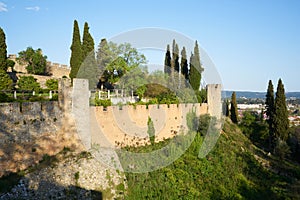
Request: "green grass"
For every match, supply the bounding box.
[122,118,300,199]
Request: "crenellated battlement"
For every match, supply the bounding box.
[8,54,70,78]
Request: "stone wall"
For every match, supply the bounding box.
[0,79,82,177]
[8,54,70,79]
[207,84,222,119]
[91,103,208,148]
[0,101,61,143]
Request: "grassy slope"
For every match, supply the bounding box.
[123,118,300,199]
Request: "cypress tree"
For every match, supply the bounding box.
[97,38,108,66]
[164,44,171,76]
[170,39,177,77]
[274,79,289,141]
[78,22,97,89]
[180,47,188,80]
[189,41,203,91]
[225,99,230,117]
[69,20,83,82]
[0,27,7,71]
[173,44,180,73]
[266,80,275,149]
[230,92,238,124]
[82,22,95,59]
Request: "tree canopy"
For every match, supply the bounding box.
[17,76,41,91]
[274,79,289,141]
[17,47,47,75]
[266,80,275,149]
[82,22,95,59]
[230,92,238,123]
[189,41,203,91]
[46,79,58,91]
[164,45,171,76]
[0,27,7,72]
[96,40,146,86]
[69,20,83,81]
[0,70,13,90]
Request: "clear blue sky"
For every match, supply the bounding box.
[1,0,300,92]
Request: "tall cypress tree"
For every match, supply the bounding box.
[189,41,203,91]
[78,22,97,89]
[274,79,289,141]
[164,44,171,76]
[266,80,275,149]
[69,20,83,82]
[0,27,7,71]
[173,44,180,73]
[82,22,95,59]
[180,47,188,82]
[230,92,238,124]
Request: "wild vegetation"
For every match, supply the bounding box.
[122,118,300,199]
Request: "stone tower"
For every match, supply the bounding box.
[207,84,222,119]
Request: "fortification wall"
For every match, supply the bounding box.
[91,103,208,147]
[0,79,82,177]
[8,54,70,79]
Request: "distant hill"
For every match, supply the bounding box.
[223,91,300,99]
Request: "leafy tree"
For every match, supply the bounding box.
[180,47,188,82]
[164,44,171,75]
[0,27,7,71]
[69,20,83,82]
[230,92,238,123]
[266,80,275,149]
[17,76,41,91]
[117,65,148,95]
[0,70,13,90]
[103,57,129,84]
[17,47,47,75]
[82,22,95,59]
[189,41,203,91]
[118,43,146,68]
[274,79,289,141]
[46,79,58,90]
[96,40,146,86]
[136,85,146,101]
[147,117,155,145]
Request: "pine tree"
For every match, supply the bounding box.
[230,92,238,123]
[69,20,83,82]
[180,47,188,80]
[82,22,95,59]
[266,80,275,149]
[164,44,171,76]
[0,27,7,71]
[189,41,203,91]
[274,79,289,141]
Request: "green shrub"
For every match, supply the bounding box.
[95,99,112,107]
[0,92,13,102]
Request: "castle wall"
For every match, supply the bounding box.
[207,84,222,119]
[92,103,208,147]
[0,79,81,177]
[0,101,61,143]
[8,54,70,80]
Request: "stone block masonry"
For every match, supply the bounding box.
[0,101,61,143]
